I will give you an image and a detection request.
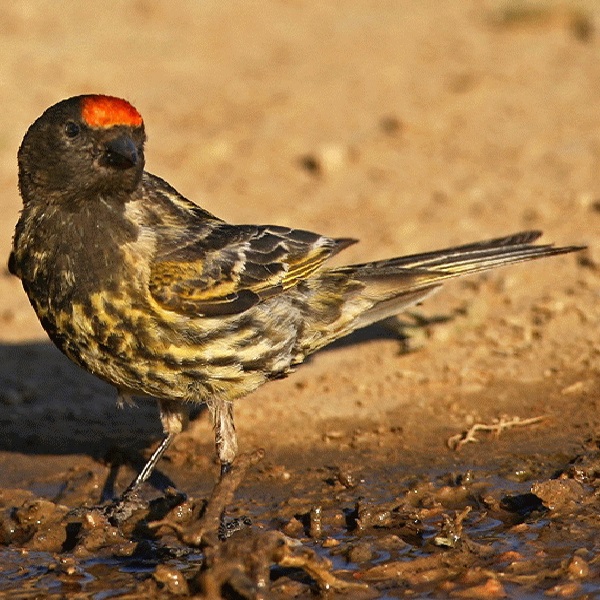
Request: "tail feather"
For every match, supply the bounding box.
[307,231,583,346]
[340,231,580,278]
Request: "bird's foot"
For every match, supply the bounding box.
[66,492,148,523]
[101,491,148,524]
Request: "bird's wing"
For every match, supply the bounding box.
[149,223,356,317]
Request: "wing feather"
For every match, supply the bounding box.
[149,222,356,317]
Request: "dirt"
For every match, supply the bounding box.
[1,1,600,598]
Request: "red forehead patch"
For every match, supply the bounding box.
[81,95,143,128]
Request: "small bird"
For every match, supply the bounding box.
[9,95,582,503]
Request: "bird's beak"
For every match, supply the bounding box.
[103,134,139,170]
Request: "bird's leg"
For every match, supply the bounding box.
[126,399,187,496]
[119,431,175,501]
[212,399,250,538]
[213,399,238,477]
[105,400,187,522]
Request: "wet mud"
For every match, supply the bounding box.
[0,368,599,598]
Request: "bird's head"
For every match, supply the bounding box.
[18,95,146,205]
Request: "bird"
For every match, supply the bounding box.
[9,94,583,506]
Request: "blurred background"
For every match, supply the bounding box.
[2,0,599,343]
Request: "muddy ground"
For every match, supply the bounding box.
[1,1,600,598]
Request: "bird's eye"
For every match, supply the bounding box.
[64,121,81,138]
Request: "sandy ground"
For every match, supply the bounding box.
[1,1,600,597]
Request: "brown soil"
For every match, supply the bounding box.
[1,1,600,598]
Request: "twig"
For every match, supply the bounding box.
[447,415,546,451]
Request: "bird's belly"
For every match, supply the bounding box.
[39,290,298,403]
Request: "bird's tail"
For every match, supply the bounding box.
[298,231,582,355]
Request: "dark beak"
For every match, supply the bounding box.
[103,135,138,170]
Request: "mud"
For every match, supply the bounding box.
[1,420,599,598]
[2,1,600,598]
